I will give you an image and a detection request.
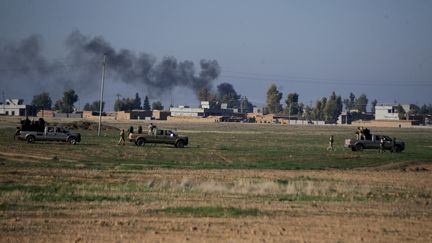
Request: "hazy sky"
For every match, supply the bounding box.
[1,0,431,110]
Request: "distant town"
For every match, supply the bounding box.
[1,85,432,128]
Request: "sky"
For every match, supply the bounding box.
[0,0,431,111]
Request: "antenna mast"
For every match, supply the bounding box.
[97,54,107,136]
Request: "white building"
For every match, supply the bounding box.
[374,105,399,120]
[170,105,207,117]
[0,99,36,116]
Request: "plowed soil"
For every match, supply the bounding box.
[1,166,431,242]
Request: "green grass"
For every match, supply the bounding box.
[1,123,431,170]
[152,206,260,217]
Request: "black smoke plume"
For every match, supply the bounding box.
[0,30,221,100]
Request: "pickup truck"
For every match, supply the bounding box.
[17,126,81,145]
[129,129,188,148]
[345,134,404,152]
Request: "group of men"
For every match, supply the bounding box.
[355,126,371,140]
[117,123,158,145]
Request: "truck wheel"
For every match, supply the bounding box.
[355,144,364,152]
[136,138,145,147]
[68,137,77,145]
[395,145,402,153]
[26,136,35,144]
[176,141,185,148]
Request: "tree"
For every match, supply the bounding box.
[343,92,356,111]
[217,82,240,108]
[354,94,368,113]
[409,104,420,115]
[298,102,305,118]
[133,93,142,110]
[304,105,313,121]
[152,101,164,110]
[198,87,211,102]
[323,92,343,123]
[312,97,327,121]
[239,96,253,113]
[54,89,78,113]
[83,101,104,111]
[143,96,151,111]
[266,84,283,114]
[419,104,430,115]
[371,99,378,113]
[312,99,322,120]
[31,92,52,110]
[284,92,299,116]
[396,104,406,120]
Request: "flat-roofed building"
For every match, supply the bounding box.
[0,99,36,116]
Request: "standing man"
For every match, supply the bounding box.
[148,123,154,135]
[356,127,361,140]
[379,136,385,153]
[360,127,365,140]
[327,135,335,151]
[118,129,125,145]
[391,137,396,152]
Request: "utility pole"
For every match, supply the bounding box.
[115,93,121,110]
[240,96,243,114]
[97,54,107,136]
[1,91,5,116]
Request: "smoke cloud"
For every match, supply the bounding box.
[0,30,221,100]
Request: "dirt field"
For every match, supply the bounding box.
[1,118,431,242]
[1,166,431,242]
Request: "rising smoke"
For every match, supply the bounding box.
[0,30,221,100]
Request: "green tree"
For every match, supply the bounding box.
[133,93,142,110]
[312,99,322,120]
[266,84,283,114]
[239,96,253,113]
[31,92,52,110]
[371,99,378,113]
[83,101,104,111]
[343,92,356,111]
[198,87,211,101]
[284,92,299,116]
[54,89,78,113]
[143,96,151,111]
[419,104,430,115]
[152,101,164,110]
[354,94,368,112]
[323,92,343,123]
[304,105,313,121]
[396,104,406,120]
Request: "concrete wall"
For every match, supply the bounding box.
[352,119,416,128]
[153,110,171,120]
[167,116,222,123]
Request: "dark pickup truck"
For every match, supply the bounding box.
[345,134,404,152]
[17,126,81,145]
[129,129,188,148]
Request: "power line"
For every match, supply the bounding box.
[222,69,432,85]
[220,73,432,87]
[0,62,99,72]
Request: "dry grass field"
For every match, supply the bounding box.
[0,117,431,242]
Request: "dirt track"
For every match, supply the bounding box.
[1,166,431,242]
